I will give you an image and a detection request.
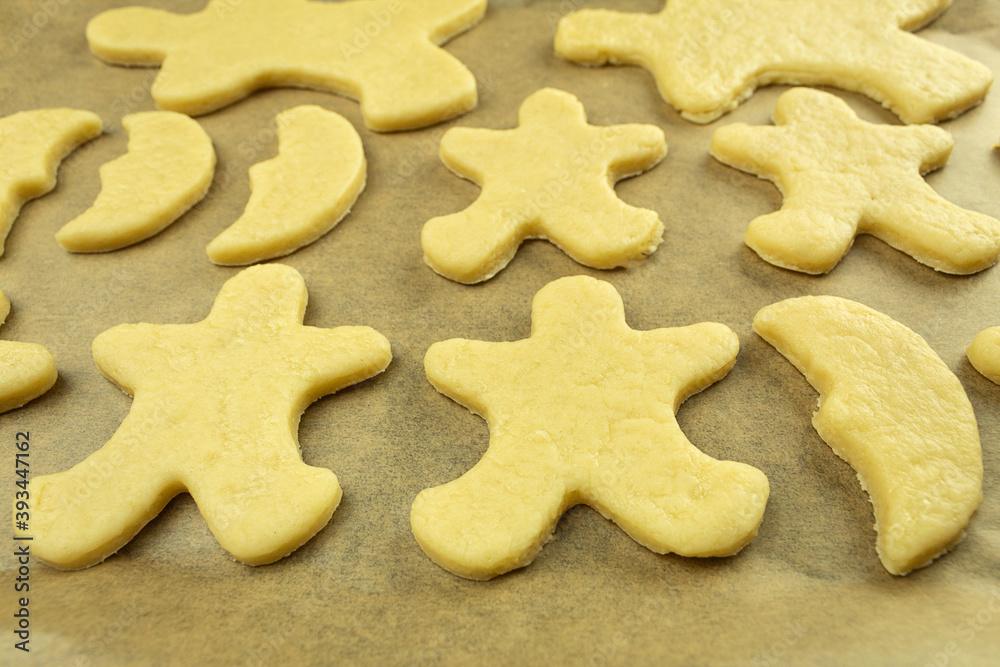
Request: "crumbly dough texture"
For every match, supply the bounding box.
[87,0,486,131]
[207,105,365,266]
[26,264,391,570]
[411,276,769,580]
[710,88,1000,275]
[0,290,58,414]
[967,327,1000,384]
[422,88,666,284]
[555,0,992,124]
[754,296,982,575]
[56,111,215,253]
[0,108,102,257]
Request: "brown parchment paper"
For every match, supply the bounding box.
[1,1,999,664]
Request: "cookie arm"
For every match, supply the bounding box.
[86,7,181,65]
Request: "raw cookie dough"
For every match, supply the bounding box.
[555,0,992,124]
[207,105,365,266]
[411,275,769,580]
[967,326,1000,384]
[25,264,391,570]
[754,296,982,575]
[710,88,1000,275]
[56,111,215,253]
[0,290,57,414]
[0,108,102,257]
[422,88,666,284]
[86,0,487,131]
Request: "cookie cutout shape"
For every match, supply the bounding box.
[87,0,486,131]
[207,106,365,266]
[0,109,102,257]
[711,88,1000,275]
[555,0,992,125]
[967,327,1000,384]
[0,290,57,414]
[754,296,982,575]
[26,264,391,570]
[56,111,215,253]
[421,88,667,284]
[411,276,769,580]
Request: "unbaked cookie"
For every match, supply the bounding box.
[0,109,102,257]
[755,295,982,575]
[422,88,666,283]
[555,0,992,124]
[56,111,215,253]
[968,326,1000,384]
[411,275,769,580]
[0,290,57,414]
[26,264,391,570]
[711,88,1000,274]
[207,105,365,266]
[87,0,487,131]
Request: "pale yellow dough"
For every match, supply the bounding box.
[86,0,486,131]
[421,88,666,284]
[207,106,365,266]
[967,327,1000,384]
[26,264,391,570]
[711,88,1000,275]
[555,0,992,125]
[0,290,57,414]
[754,296,982,575]
[411,276,769,580]
[0,108,102,257]
[56,111,215,253]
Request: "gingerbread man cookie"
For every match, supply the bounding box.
[26,264,391,570]
[0,109,102,257]
[755,296,982,575]
[411,276,769,580]
[56,111,215,253]
[207,105,365,266]
[555,0,992,124]
[422,88,666,284]
[711,88,1000,275]
[0,290,57,414]
[87,0,486,131]
[968,326,1000,384]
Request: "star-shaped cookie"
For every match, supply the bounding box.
[87,0,486,131]
[421,88,667,283]
[0,290,57,414]
[0,109,102,257]
[555,0,992,124]
[27,264,391,570]
[710,88,1000,274]
[411,276,769,580]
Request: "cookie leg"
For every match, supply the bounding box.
[28,437,180,570]
[865,180,1000,274]
[587,425,769,558]
[410,444,569,580]
[744,175,865,274]
[190,455,341,566]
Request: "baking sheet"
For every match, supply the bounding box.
[1,0,999,664]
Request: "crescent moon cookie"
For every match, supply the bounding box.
[421,88,667,284]
[967,327,1000,384]
[0,290,58,414]
[411,276,770,580]
[710,88,1000,275]
[754,296,983,575]
[0,109,102,257]
[56,111,215,253]
[207,105,365,266]
[86,0,487,131]
[25,264,392,570]
[555,0,992,125]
